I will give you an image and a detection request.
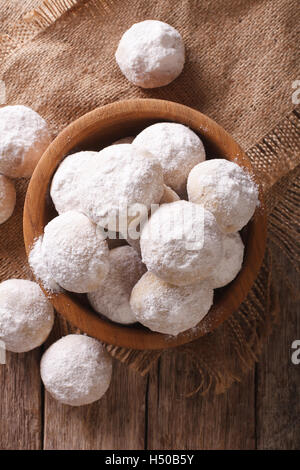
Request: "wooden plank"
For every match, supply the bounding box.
[0,179,43,451]
[0,349,42,450]
[43,317,148,450]
[256,248,300,450]
[146,350,255,450]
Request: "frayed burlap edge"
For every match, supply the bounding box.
[0,0,114,63]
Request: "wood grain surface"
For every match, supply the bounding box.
[256,248,300,450]
[0,349,42,450]
[0,245,299,449]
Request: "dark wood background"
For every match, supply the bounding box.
[0,247,299,450]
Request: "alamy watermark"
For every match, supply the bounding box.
[0,80,6,105]
[291,340,300,365]
[292,80,300,105]
[0,340,6,365]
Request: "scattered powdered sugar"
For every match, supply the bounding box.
[29,236,63,293]
[50,151,99,214]
[0,174,16,224]
[187,159,259,233]
[209,232,244,288]
[130,271,213,336]
[42,211,110,293]
[115,20,185,89]
[0,279,54,353]
[88,246,146,324]
[0,105,51,178]
[40,334,112,406]
[140,200,224,286]
[133,122,205,195]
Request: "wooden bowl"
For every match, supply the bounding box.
[23,99,267,350]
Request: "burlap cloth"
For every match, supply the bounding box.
[0,0,299,393]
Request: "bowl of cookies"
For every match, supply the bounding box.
[23,98,266,350]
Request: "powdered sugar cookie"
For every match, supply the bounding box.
[78,144,164,230]
[41,335,112,406]
[0,105,51,178]
[50,151,98,214]
[42,211,109,293]
[115,20,185,88]
[130,272,213,335]
[133,122,205,194]
[140,200,224,286]
[0,279,54,353]
[187,159,259,233]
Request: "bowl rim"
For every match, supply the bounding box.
[23,98,267,350]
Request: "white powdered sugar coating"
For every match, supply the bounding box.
[209,232,244,288]
[78,144,164,228]
[0,175,16,224]
[140,200,224,286]
[130,271,214,336]
[187,159,259,233]
[112,136,134,145]
[133,122,205,194]
[88,246,146,324]
[42,211,110,293]
[0,279,54,353]
[40,334,112,406]
[0,105,51,178]
[29,236,62,293]
[50,151,98,214]
[115,20,185,88]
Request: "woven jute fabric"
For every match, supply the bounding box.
[0,0,299,393]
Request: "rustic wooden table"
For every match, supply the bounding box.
[0,247,299,450]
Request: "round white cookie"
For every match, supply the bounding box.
[130,272,213,336]
[78,144,164,230]
[0,279,54,353]
[41,335,112,406]
[140,200,224,286]
[115,20,185,88]
[42,211,109,293]
[133,122,205,195]
[187,159,259,233]
[50,151,98,214]
[0,105,51,177]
